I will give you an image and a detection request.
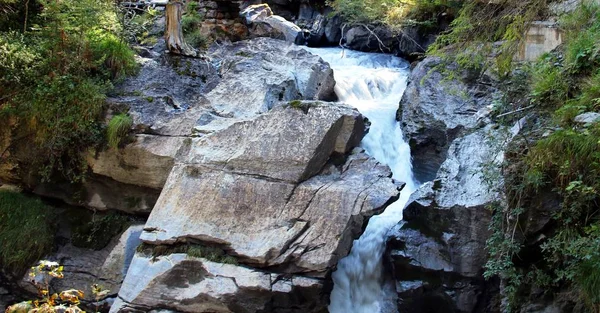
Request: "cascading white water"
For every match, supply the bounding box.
[304,47,417,313]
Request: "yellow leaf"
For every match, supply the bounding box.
[5,301,33,313]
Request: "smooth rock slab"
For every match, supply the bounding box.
[187,103,364,182]
[110,254,326,313]
[88,135,189,189]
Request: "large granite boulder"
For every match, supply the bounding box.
[141,103,400,275]
[241,4,302,43]
[113,102,403,312]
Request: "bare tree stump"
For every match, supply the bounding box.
[165,0,197,57]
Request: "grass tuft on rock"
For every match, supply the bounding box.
[107,113,133,149]
[137,243,239,265]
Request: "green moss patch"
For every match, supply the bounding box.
[137,243,238,265]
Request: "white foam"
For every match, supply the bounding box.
[304,47,416,313]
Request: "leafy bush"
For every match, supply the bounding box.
[0,0,137,183]
[429,0,547,75]
[530,54,569,107]
[560,2,600,74]
[185,30,208,49]
[0,191,55,275]
[107,113,133,149]
[180,0,208,49]
[89,32,138,79]
[484,2,600,311]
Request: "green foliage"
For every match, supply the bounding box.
[560,2,600,74]
[0,0,137,183]
[125,6,161,45]
[181,1,207,49]
[327,0,458,30]
[107,113,133,149]
[0,191,55,275]
[429,0,547,76]
[89,32,138,79]
[530,54,569,107]
[484,2,600,311]
[71,212,131,250]
[185,30,208,50]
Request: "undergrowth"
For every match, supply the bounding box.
[482,2,600,312]
[0,191,55,275]
[181,0,208,49]
[429,0,548,76]
[0,0,137,183]
[71,211,131,250]
[327,0,460,31]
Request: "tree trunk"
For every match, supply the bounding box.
[165,0,197,57]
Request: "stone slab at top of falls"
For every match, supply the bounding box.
[139,103,403,277]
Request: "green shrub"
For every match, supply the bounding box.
[107,113,133,149]
[560,1,600,74]
[484,2,600,311]
[185,30,208,50]
[89,32,138,79]
[0,0,137,183]
[327,0,459,29]
[530,54,569,107]
[181,13,202,33]
[429,0,547,75]
[0,191,55,275]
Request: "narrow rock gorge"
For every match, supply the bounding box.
[2,0,598,313]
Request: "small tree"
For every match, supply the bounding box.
[165,0,197,56]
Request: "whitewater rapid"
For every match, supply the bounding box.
[303,47,417,313]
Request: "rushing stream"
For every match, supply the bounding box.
[303,47,417,312]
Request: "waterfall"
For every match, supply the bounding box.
[304,47,417,313]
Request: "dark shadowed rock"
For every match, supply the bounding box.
[386,120,519,312]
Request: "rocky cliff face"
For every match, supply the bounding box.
[387,56,523,312]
